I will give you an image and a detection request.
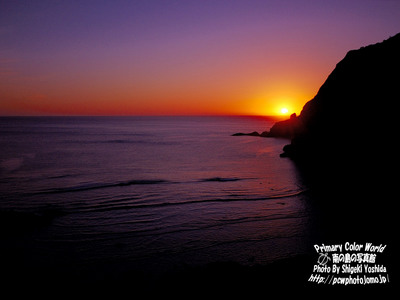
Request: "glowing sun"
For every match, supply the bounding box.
[280,107,289,115]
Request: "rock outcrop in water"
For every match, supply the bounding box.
[232,113,299,138]
[266,113,299,138]
[232,131,262,137]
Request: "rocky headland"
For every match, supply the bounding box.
[234,33,400,230]
[236,33,400,174]
[275,33,400,162]
[271,34,400,255]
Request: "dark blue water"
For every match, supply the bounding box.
[0,116,314,280]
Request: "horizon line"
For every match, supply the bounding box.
[0,113,289,118]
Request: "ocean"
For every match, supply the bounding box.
[0,116,315,283]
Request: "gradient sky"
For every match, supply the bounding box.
[1,0,400,116]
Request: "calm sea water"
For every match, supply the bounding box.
[0,116,314,280]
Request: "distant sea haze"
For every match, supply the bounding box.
[0,116,313,281]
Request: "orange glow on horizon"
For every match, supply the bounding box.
[1,1,397,118]
[0,28,326,117]
[0,53,321,117]
[0,93,310,117]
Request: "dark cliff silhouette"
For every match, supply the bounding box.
[267,34,400,248]
[235,33,400,195]
[275,33,400,162]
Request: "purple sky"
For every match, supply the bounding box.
[1,0,400,115]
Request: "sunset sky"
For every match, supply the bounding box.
[1,0,400,116]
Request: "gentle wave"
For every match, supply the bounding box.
[31,179,169,195]
[75,189,308,213]
[47,210,308,245]
[200,177,241,182]
[85,139,180,146]
[29,176,251,195]
[121,189,307,209]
